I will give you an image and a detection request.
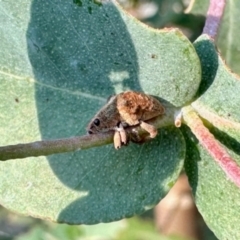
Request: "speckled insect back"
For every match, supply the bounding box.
[116,91,165,125]
[87,91,165,149]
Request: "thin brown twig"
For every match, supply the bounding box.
[0,105,175,161]
[0,133,113,161]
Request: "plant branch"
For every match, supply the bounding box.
[0,103,176,161]
[0,133,114,161]
[182,106,240,188]
[203,0,226,39]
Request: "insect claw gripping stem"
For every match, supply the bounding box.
[118,123,127,145]
[113,131,121,149]
[114,123,127,149]
[140,121,158,138]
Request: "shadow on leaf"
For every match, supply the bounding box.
[27,0,185,224]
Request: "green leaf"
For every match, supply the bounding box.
[217,0,240,75]
[0,127,185,224]
[187,0,240,76]
[184,125,240,240]
[183,34,240,239]
[193,34,240,125]
[0,0,201,223]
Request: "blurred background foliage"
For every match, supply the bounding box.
[118,0,205,42]
[0,0,221,239]
[0,203,216,240]
[0,173,218,240]
[0,204,188,240]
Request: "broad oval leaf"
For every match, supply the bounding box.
[184,125,240,240]
[193,34,240,124]
[184,34,240,239]
[0,0,199,223]
[1,127,185,224]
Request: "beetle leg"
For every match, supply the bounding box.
[113,131,121,149]
[140,121,158,138]
[114,123,127,149]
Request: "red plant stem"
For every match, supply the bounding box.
[203,0,226,39]
[182,106,240,188]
